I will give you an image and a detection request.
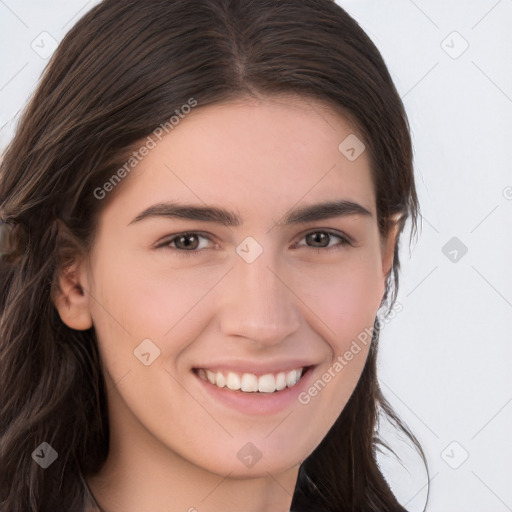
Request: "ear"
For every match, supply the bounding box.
[52,259,93,330]
[380,214,402,279]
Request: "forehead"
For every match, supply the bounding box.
[98,95,376,226]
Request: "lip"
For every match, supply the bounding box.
[192,359,317,376]
[191,364,317,416]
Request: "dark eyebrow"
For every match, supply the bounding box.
[128,199,372,227]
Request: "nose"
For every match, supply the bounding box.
[217,246,302,347]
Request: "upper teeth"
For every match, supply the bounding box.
[197,368,304,393]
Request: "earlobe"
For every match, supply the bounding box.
[52,261,93,330]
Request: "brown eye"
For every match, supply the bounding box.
[296,230,352,252]
[174,234,200,250]
[306,232,331,248]
[156,232,214,256]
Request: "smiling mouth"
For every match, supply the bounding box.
[193,367,311,393]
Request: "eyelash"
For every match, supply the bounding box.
[155,230,353,257]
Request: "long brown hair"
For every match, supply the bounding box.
[0,1,427,510]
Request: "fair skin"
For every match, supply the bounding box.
[53,95,398,512]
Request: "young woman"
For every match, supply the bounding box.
[0,1,427,511]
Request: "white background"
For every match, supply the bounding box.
[1,1,511,511]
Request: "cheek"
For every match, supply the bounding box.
[89,251,178,332]
[298,253,384,351]
[87,252,226,363]
[289,257,383,455]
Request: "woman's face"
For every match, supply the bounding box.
[60,95,396,481]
